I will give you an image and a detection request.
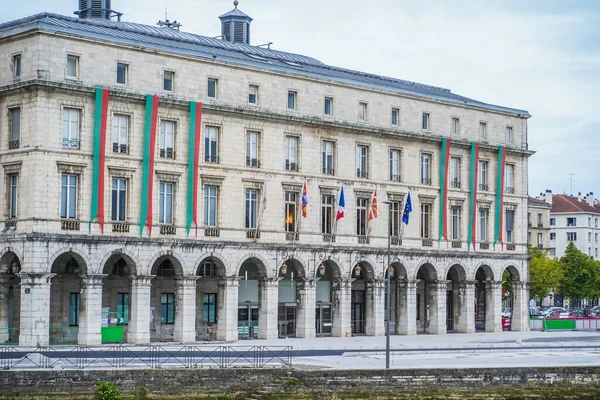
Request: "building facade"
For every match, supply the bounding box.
[527,197,551,251]
[0,3,532,347]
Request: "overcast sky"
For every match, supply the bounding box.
[5,0,599,199]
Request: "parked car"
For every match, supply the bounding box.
[543,307,566,316]
[590,306,600,317]
[547,310,578,318]
[529,307,542,317]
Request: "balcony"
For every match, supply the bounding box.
[160,225,176,235]
[391,236,401,245]
[3,220,17,232]
[204,154,219,163]
[285,161,298,172]
[422,238,433,247]
[450,179,461,189]
[8,140,20,149]
[204,228,220,237]
[322,233,336,243]
[421,177,432,186]
[246,158,260,168]
[528,222,532,227]
[479,183,489,191]
[537,244,544,249]
[452,241,462,248]
[505,186,515,194]
[390,174,401,182]
[322,167,335,175]
[356,169,369,179]
[537,223,544,229]
[112,143,128,154]
[62,139,80,150]
[160,148,174,159]
[246,229,260,239]
[506,243,516,251]
[358,235,370,244]
[480,242,490,250]
[61,220,80,231]
[112,223,130,233]
[285,232,299,241]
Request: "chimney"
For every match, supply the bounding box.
[585,192,594,206]
[76,0,121,21]
[544,189,553,205]
[219,0,253,45]
[577,192,582,202]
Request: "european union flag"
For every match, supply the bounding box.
[402,192,412,225]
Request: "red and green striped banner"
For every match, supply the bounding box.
[89,87,109,233]
[186,101,203,236]
[494,146,507,247]
[139,95,159,237]
[438,137,451,241]
[467,141,480,251]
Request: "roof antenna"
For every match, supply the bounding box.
[157,6,182,31]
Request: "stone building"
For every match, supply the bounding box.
[527,197,551,250]
[0,2,532,347]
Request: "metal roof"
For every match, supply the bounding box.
[219,7,252,21]
[0,12,530,117]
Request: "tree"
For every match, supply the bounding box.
[528,247,563,303]
[558,242,600,301]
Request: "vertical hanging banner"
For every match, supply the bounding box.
[89,87,109,233]
[438,137,451,242]
[494,146,507,248]
[467,141,480,251]
[139,95,159,237]
[186,101,203,236]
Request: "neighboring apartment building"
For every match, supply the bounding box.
[546,191,600,259]
[527,197,551,250]
[0,1,532,347]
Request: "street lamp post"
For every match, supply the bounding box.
[383,201,392,370]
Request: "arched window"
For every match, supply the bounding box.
[198,260,217,277]
[112,258,129,276]
[157,259,175,277]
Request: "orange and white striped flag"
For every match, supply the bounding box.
[368,189,378,223]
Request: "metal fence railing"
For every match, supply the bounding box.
[0,345,293,370]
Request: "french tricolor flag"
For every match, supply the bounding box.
[336,186,345,222]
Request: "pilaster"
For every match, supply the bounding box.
[428,280,448,334]
[457,280,476,333]
[18,273,55,347]
[397,280,417,335]
[366,279,385,336]
[511,282,530,332]
[296,278,318,338]
[173,276,199,343]
[258,278,280,339]
[217,277,239,342]
[332,279,353,337]
[485,280,502,332]
[77,274,107,346]
[128,275,154,344]
[0,276,9,343]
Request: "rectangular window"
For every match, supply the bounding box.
[588,232,592,242]
[422,113,430,130]
[450,206,461,241]
[356,145,368,178]
[112,114,129,154]
[505,210,514,243]
[479,209,489,242]
[207,78,217,98]
[390,200,401,237]
[8,174,18,219]
[391,108,400,126]
[68,293,79,326]
[324,97,333,116]
[358,102,367,121]
[116,63,128,85]
[164,71,174,91]
[420,204,431,239]
[159,120,175,159]
[203,293,217,323]
[538,233,543,246]
[246,131,260,167]
[420,153,431,185]
[204,126,219,163]
[287,90,297,110]
[478,160,488,190]
[450,157,460,188]
[159,181,174,224]
[61,174,78,219]
[161,293,175,324]
[389,149,401,181]
[588,218,592,227]
[505,164,514,192]
[204,185,218,227]
[537,213,542,226]
[66,54,79,78]
[550,217,555,226]
[62,108,80,149]
[550,232,556,240]
[506,126,513,143]
[9,107,20,149]
[567,217,576,227]
[12,54,21,78]
[322,140,335,175]
[116,293,129,324]
[111,178,127,222]
[284,191,297,233]
[596,218,599,228]
[321,194,334,234]
[479,122,487,140]
[285,136,298,171]
[245,188,258,229]
[451,117,459,136]
[595,233,598,243]
[248,84,258,104]
[356,197,368,236]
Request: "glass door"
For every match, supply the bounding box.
[316,303,332,336]
[351,290,365,334]
[238,304,259,339]
[446,290,454,332]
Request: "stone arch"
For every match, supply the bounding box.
[390,261,408,280]
[501,265,521,282]
[50,251,89,275]
[352,260,375,280]
[316,258,342,280]
[196,255,227,278]
[148,251,186,277]
[100,249,139,276]
[193,252,228,277]
[0,249,22,274]
[445,263,467,282]
[279,258,306,279]
[415,262,438,281]
[235,253,270,277]
[48,248,90,275]
[474,264,495,281]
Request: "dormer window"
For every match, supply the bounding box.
[219,1,253,45]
